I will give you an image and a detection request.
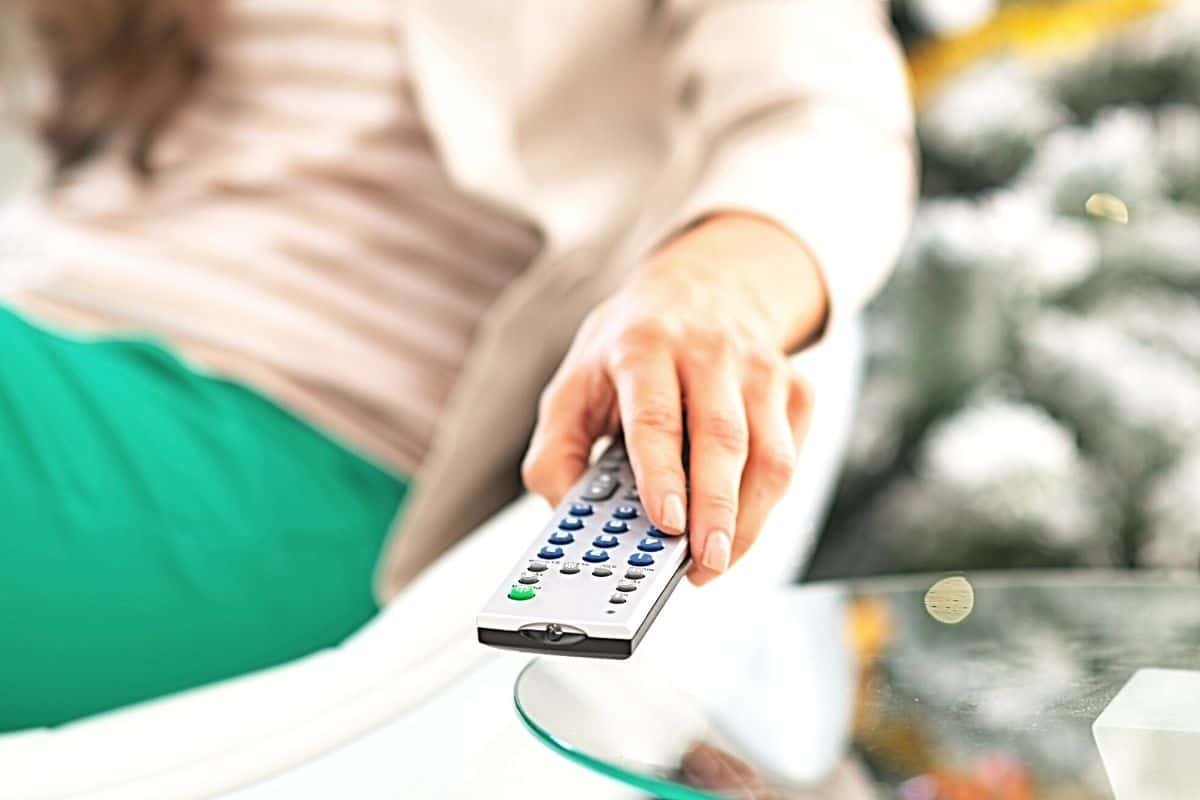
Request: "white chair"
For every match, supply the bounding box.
[0,325,863,800]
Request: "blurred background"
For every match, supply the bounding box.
[809,0,1200,580]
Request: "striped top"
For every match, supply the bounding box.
[10,0,544,474]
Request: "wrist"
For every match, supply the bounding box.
[640,211,829,351]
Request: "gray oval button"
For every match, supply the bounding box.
[518,576,539,585]
[617,581,637,592]
[609,594,627,604]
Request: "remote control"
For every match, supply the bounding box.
[476,438,690,659]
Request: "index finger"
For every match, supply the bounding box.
[609,346,688,535]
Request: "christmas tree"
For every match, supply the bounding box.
[811,0,1200,579]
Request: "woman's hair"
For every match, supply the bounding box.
[25,0,223,174]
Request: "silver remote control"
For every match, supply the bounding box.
[476,438,690,658]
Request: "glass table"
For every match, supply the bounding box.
[515,571,1200,799]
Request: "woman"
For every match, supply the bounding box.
[0,0,914,730]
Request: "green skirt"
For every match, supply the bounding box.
[0,307,408,731]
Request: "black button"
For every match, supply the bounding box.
[592,567,613,577]
[609,594,628,604]
[519,576,539,585]
[527,563,548,572]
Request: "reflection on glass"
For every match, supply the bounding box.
[516,574,1200,799]
[923,576,975,624]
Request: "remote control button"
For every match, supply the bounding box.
[560,565,580,575]
[628,552,655,567]
[538,546,565,560]
[646,525,668,538]
[582,549,610,563]
[592,534,619,548]
[518,576,540,585]
[609,594,628,604]
[612,505,638,520]
[591,567,613,577]
[580,475,619,502]
[508,586,536,601]
[568,503,594,517]
[637,537,664,552]
[558,517,584,531]
[603,519,629,534]
[617,581,637,592]
[527,563,548,572]
[548,531,575,546]
[625,569,646,580]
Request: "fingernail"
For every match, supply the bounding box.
[661,492,687,533]
[702,530,731,573]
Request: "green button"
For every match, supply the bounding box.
[508,586,536,601]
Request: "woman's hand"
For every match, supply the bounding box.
[522,212,828,584]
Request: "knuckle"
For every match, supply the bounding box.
[688,330,733,361]
[628,404,683,437]
[622,317,673,345]
[755,445,797,490]
[610,327,671,370]
[643,463,686,489]
[744,348,783,379]
[699,491,739,518]
[696,413,749,453]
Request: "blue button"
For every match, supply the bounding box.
[637,537,663,552]
[613,505,639,520]
[548,531,575,546]
[603,519,629,534]
[538,546,565,560]
[558,517,584,531]
[582,549,610,563]
[647,525,668,538]
[628,552,654,567]
[592,534,619,548]
[569,503,594,517]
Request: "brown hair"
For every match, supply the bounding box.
[25,0,223,174]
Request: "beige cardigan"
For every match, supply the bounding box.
[376,0,916,599]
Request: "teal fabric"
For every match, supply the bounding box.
[0,307,408,731]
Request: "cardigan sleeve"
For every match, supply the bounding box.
[658,0,918,340]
